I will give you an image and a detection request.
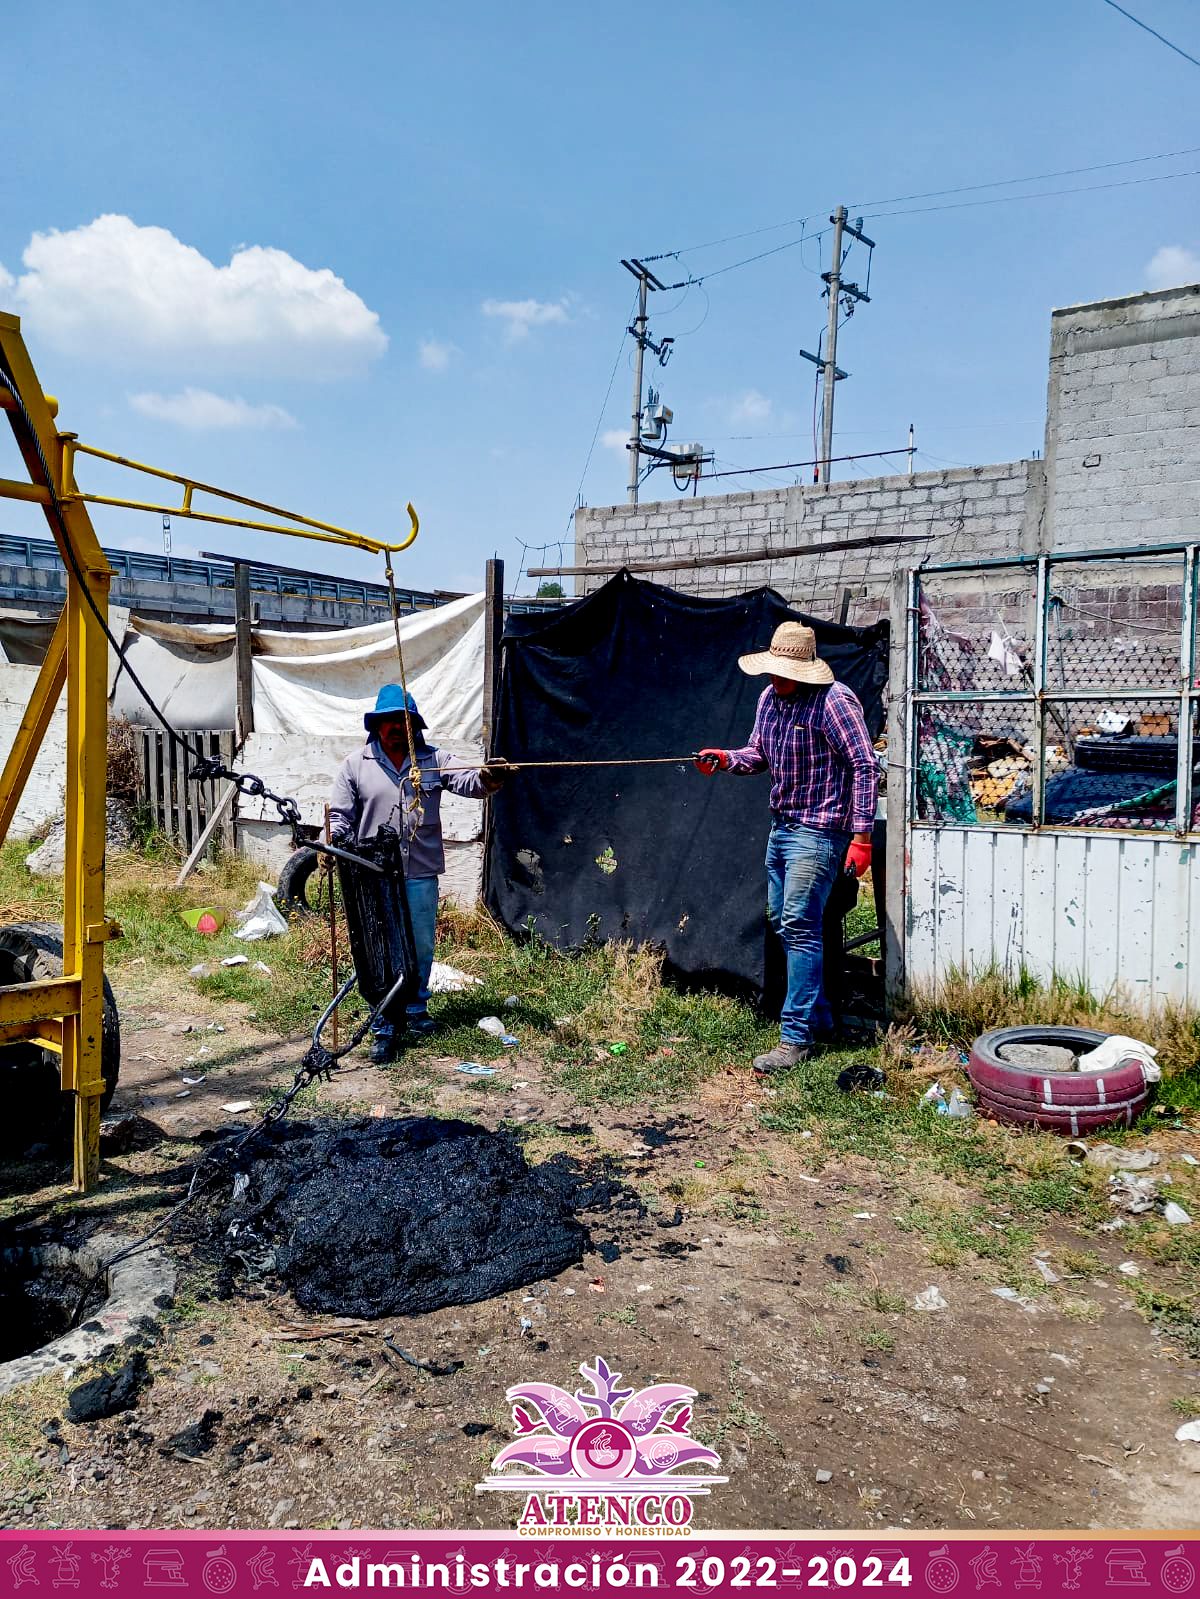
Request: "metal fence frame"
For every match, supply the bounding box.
[905,540,1199,839]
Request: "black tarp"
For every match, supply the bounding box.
[485,572,888,996]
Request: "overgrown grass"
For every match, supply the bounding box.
[907,962,1200,1102]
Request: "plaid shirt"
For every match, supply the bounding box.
[727,682,878,833]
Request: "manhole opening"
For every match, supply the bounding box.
[0,1248,107,1363]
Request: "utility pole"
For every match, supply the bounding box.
[801,208,875,485]
[620,258,673,505]
[907,422,915,475]
[628,270,648,505]
[819,206,847,486]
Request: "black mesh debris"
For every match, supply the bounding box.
[336,826,419,1023]
[207,1117,627,1318]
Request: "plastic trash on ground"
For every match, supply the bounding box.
[1086,1144,1160,1170]
[922,1080,973,1118]
[991,1285,1038,1311]
[180,907,226,935]
[233,882,289,941]
[1107,1171,1160,1214]
[429,962,483,994]
[943,1087,973,1119]
[1176,1421,1200,1443]
[477,1015,518,1046]
[914,1285,948,1311]
[456,1063,497,1077]
[1163,1201,1193,1226]
[837,1064,886,1093]
[1077,1034,1162,1082]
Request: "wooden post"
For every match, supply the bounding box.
[482,557,504,758]
[234,560,255,747]
[480,559,504,909]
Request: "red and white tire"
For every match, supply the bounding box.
[967,1025,1154,1135]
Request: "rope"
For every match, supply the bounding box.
[383,552,424,829]
[442,754,702,772]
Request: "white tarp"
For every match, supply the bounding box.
[250,591,485,742]
[110,619,236,729]
[107,593,485,742]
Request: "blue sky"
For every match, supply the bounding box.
[2,0,1198,595]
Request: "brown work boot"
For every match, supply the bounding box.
[751,1041,812,1076]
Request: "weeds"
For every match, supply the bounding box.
[692,1361,782,1455]
[1136,1286,1200,1358]
[860,1325,896,1352]
[907,963,1200,1096]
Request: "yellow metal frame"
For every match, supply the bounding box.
[0,310,419,1191]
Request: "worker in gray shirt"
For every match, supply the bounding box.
[329,683,507,1061]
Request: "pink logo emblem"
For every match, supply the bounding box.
[477,1355,726,1531]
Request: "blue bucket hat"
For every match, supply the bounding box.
[364,683,426,733]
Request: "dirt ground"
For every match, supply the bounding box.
[2,964,1199,1535]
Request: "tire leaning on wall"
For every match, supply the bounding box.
[0,921,121,1153]
[275,846,324,917]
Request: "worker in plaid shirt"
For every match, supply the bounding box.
[695,621,877,1075]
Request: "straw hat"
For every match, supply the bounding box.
[738,621,834,686]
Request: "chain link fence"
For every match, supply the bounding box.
[909,546,1198,835]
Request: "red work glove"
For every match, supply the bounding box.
[845,837,872,878]
[694,749,731,775]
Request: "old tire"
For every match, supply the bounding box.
[967,1024,1153,1134]
[975,1083,1150,1134]
[0,922,120,1153]
[276,847,325,917]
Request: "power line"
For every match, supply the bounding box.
[642,213,820,259]
[1098,0,1200,69]
[862,164,1200,221]
[687,226,828,284]
[647,165,1200,288]
[847,141,1200,211]
[643,142,1200,273]
[703,447,909,481]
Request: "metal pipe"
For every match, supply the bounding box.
[1176,545,1197,835]
[1031,556,1049,828]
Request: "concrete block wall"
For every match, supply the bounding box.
[1044,284,1200,551]
[574,461,1042,626]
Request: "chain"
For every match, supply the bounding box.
[187,752,303,834]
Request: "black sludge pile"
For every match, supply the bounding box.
[213,1116,618,1317]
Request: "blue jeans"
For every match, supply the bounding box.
[766,823,849,1046]
[372,875,439,1041]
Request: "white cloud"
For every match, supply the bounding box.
[601,428,628,452]
[1146,245,1200,291]
[0,261,13,295]
[5,214,386,375]
[481,296,571,341]
[730,389,772,425]
[418,337,455,372]
[129,387,298,430]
